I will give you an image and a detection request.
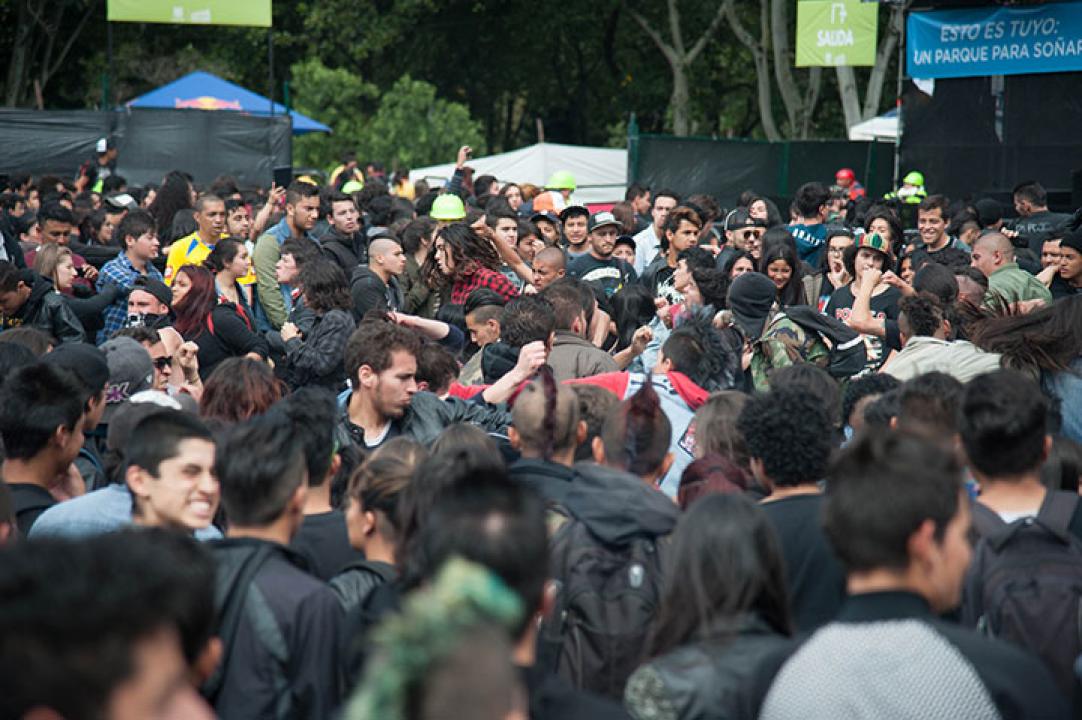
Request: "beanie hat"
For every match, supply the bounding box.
[727,272,777,340]
[100,337,154,421]
[1060,229,1082,255]
[42,342,109,394]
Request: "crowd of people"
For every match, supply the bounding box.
[2,140,1082,719]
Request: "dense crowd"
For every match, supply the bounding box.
[2,141,1082,720]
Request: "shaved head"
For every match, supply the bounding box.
[369,238,401,259]
[534,247,566,269]
[974,232,1014,257]
[511,377,579,456]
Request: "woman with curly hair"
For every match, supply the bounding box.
[433,222,519,305]
[198,356,284,429]
[280,258,357,391]
[171,264,268,379]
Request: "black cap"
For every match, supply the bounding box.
[42,342,109,394]
[132,276,172,310]
[529,211,559,225]
[1060,229,1082,255]
[975,198,1003,228]
[727,272,777,340]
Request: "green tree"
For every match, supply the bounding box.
[290,58,378,170]
[356,75,484,171]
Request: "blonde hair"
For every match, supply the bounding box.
[32,243,73,289]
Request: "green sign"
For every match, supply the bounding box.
[796,0,878,67]
[107,0,271,27]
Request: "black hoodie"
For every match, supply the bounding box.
[349,265,403,320]
[321,228,367,273]
[0,272,85,344]
[563,461,679,544]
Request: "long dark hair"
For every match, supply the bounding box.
[970,295,1082,372]
[204,237,245,274]
[647,493,792,658]
[609,285,655,353]
[148,170,193,241]
[298,258,352,314]
[435,222,501,279]
[759,242,805,306]
[172,265,217,337]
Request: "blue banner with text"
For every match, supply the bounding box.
[908,2,1082,79]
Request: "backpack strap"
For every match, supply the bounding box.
[201,544,276,702]
[1034,490,1080,544]
[971,500,1014,549]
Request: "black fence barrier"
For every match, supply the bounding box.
[0,107,291,188]
[900,72,1082,212]
[628,133,895,210]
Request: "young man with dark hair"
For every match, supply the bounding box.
[626,182,652,232]
[785,182,830,266]
[0,260,86,343]
[282,387,363,581]
[416,469,631,719]
[338,320,514,450]
[209,410,346,719]
[461,288,506,385]
[97,209,164,342]
[542,278,618,382]
[320,190,366,272]
[481,294,556,384]
[126,410,217,534]
[1012,180,1070,253]
[758,432,1066,719]
[164,193,226,284]
[253,181,321,329]
[559,205,591,257]
[632,188,680,275]
[0,530,217,719]
[738,387,846,632]
[912,194,969,263]
[0,363,87,534]
[567,211,637,297]
[883,294,1002,382]
[641,206,702,304]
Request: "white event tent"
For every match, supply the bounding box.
[847,108,899,142]
[411,142,628,205]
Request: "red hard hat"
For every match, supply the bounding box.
[836,168,855,182]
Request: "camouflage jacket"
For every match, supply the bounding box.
[749,312,830,391]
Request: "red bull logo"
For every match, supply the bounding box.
[174,96,243,111]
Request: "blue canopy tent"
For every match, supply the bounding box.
[126,71,330,135]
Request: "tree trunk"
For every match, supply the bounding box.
[670,61,690,136]
[770,0,801,134]
[862,4,903,119]
[724,0,781,141]
[836,65,862,130]
[5,1,33,106]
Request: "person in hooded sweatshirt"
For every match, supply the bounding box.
[0,261,85,344]
[350,238,405,320]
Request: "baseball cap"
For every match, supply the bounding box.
[558,205,590,222]
[42,342,109,394]
[975,198,1003,228]
[132,277,172,311]
[725,207,766,233]
[727,272,778,340]
[105,395,183,453]
[100,337,154,422]
[104,193,138,212]
[588,211,621,232]
[856,231,892,261]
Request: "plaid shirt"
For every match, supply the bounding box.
[449,267,520,305]
[96,252,164,343]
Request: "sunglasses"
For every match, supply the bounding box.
[152,356,173,370]
[741,229,764,240]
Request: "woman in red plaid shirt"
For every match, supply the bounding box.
[434,223,520,305]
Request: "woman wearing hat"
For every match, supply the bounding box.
[824,231,901,373]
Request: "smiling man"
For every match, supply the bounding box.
[126,410,218,534]
[567,211,637,297]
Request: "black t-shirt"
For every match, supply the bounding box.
[290,510,365,582]
[1050,274,1082,300]
[567,254,637,297]
[1012,210,1070,253]
[824,284,902,372]
[759,493,847,633]
[9,482,57,536]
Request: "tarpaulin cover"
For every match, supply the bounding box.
[630,135,894,208]
[900,71,1082,203]
[411,142,627,205]
[0,107,290,188]
[127,71,330,135]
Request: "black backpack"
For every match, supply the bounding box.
[538,518,665,700]
[961,491,1082,697]
[777,304,867,380]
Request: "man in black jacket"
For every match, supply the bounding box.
[207,411,346,720]
[757,432,1067,719]
[320,191,367,272]
[350,238,405,319]
[0,262,85,344]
